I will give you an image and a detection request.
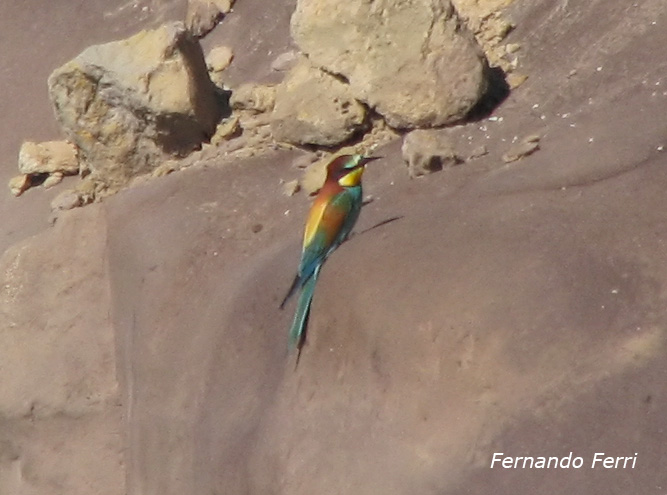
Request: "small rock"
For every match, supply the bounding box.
[206,45,234,72]
[271,51,299,72]
[505,43,521,54]
[502,135,541,163]
[230,83,276,113]
[282,180,301,197]
[185,0,231,38]
[469,145,488,159]
[401,129,461,178]
[8,175,31,197]
[251,223,263,234]
[50,189,83,211]
[43,172,64,189]
[475,12,514,44]
[507,72,529,89]
[18,140,78,176]
[210,115,241,145]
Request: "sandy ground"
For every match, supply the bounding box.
[1,0,667,494]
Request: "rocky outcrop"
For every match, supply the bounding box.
[291,0,489,129]
[48,22,224,189]
[271,59,367,146]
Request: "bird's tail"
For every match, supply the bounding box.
[288,269,319,352]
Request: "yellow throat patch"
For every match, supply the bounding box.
[338,166,365,187]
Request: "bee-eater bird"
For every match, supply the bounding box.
[280,154,380,354]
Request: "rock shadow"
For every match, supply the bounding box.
[465,65,511,121]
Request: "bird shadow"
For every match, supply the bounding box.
[353,215,403,238]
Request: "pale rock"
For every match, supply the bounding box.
[230,83,276,113]
[502,135,541,163]
[213,0,233,13]
[48,22,224,189]
[206,45,233,88]
[185,0,234,37]
[18,140,78,176]
[271,58,367,146]
[206,45,234,72]
[282,179,300,197]
[186,0,222,38]
[401,129,462,177]
[507,72,529,89]
[449,1,517,73]
[271,51,299,72]
[472,11,514,45]
[43,172,64,189]
[8,175,31,197]
[210,115,241,145]
[291,0,488,129]
[505,43,522,54]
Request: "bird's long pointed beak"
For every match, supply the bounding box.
[339,156,380,187]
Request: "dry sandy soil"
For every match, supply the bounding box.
[1,0,667,494]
